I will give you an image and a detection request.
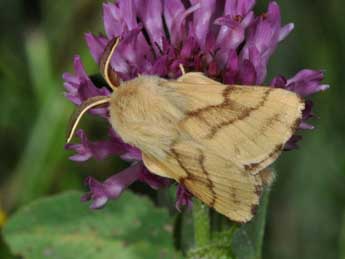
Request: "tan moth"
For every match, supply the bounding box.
[67,38,304,223]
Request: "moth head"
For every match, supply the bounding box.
[66,37,121,143]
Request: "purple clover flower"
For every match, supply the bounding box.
[64,0,328,210]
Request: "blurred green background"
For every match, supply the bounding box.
[0,0,344,258]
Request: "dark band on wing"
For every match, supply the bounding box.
[171,145,216,207]
[244,144,283,172]
[186,87,273,139]
[207,87,272,138]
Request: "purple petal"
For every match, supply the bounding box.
[300,100,315,130]
[215,0,256,67]
[136,0,165,52]
[109,128,142,161]
[299,122,314,130]
[279,23,294,42]
[271,74,287,87]
[270,71,324,141]
[240,2,292,84]
[138,165,171,190]
[272,70,329,97]
[85,33,108,64]
[180,37,199,59]
[224,0,255,17]
[238,59,257,85]
[120,147,142,161]
[176,184,193,211]
[190,0,216,48]
[254,2,281,53]
[103,29,153,80]
[151,56,170,76]
[215,15,246,67]
[82,162,143,209]
[169,3,201,44]
[65,129,128,162]
[286,69,330,96]
[289,69,324,82]
[63,56,110,117]
[103,3,123,37]
[82,161,171,209]
[302,100,314,121]
[103,1,138,38]
[102,2,154,79]
[163,0,185,37]
[223,50,239,84]
[284,135,303,151]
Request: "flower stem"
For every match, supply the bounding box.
[189,188,271,259]
[231,187,271,259]
[254,188,270,258]
[193,199,210,247]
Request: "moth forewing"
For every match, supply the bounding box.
[166,77,305,175]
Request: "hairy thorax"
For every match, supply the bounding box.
[108,76,185,159]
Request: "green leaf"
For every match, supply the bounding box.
[3,191,181,259]
[232,188,270,259]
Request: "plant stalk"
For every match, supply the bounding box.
[193,199,210,247]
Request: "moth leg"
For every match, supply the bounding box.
[179,64,186,75]
[258,168,275,186]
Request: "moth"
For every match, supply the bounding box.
[67,38,304,223]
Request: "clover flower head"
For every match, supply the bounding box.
[64,0,328,210]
